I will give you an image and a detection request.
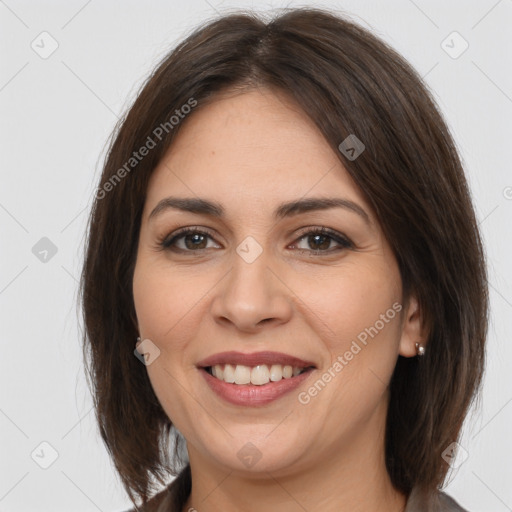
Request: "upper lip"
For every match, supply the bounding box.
[197,351,316,369]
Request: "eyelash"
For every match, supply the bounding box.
[157,226,354,256]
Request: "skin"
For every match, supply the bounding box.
[132,86,426,512]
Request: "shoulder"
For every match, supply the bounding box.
[438,491,469,512]
[405,486,470,512]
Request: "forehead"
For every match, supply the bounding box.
[144,88,370,218]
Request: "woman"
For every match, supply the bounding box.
[80,8,488,512]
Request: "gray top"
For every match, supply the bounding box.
[405,486,468,512]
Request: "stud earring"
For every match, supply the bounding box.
[415,342,425,356]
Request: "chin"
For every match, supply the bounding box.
[193,427,308,475]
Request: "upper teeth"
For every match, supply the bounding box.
[210,364,306,385]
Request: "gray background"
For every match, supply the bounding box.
[1,0,511,511]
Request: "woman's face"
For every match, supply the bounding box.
[133,87,418,477]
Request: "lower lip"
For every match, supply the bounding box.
[200,368,315,406]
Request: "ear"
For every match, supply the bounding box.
[399,294,428,358]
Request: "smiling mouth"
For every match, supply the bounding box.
[203,363,315,386]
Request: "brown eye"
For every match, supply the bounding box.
[161,228,220,252]
[180,232,208,250]
[291,227,353,254]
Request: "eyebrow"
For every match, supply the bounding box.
[148,196,371,226]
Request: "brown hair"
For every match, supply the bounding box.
[80,7,488,509]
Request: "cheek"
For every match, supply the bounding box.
[300,258,402,411]
[132,258,201,429]
[309,260,401,346]
[132,256,205,347]
[287,269,402,448]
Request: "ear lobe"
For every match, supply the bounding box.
[399,294,428,358]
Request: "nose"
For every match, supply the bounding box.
[210,250,293,333]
